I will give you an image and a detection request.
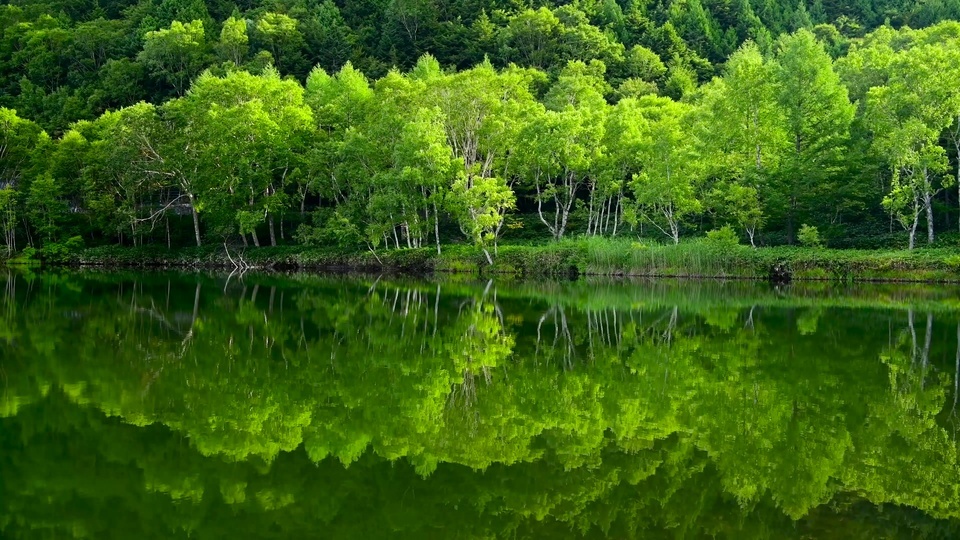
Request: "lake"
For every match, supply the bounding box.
[2,270,960,538]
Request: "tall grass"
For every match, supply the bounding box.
[44,236,960,282]
[568,236,754,277]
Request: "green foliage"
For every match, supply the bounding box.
[38,234,83,263]
[138,19,208,96]
[705,225,741,249]
[4,272,960,536]
[4,5,960,260]
[798,224,824,247]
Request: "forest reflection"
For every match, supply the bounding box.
[3,271,960,538]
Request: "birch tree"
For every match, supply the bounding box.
[629,97,702,244]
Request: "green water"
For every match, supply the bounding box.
[3,271,960,539]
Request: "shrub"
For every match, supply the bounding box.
[798,224,823,248]
[704,225,740,251]
[40,236,85,264]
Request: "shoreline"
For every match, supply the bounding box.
[4,240,960,283]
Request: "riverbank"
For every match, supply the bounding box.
[5,238,960,283]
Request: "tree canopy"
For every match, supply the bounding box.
[3,4,960,256]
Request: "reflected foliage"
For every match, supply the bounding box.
[3,271,960,537]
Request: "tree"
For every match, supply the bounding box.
[217,16,248,66]
[450,173,516,265]
[696,41,784,243]
[78,103,179,246]
[345,63,455,254]
[299,1,355,74]
[499,8,561,69]
[0,185,16,256]
[254,13,304,74]
[595,97,648,237]
[0,108,45,189]
[0,108,45,252]
[715,181,765,246]
[773,29,854,242]
[864,43,960,248]
[519,61,606,239]
[431,61,539,260]
[165,68,313,247]
[138,20,208,96]
[385,0,436,51]
[628,97,702,244]
[25,174,66,244]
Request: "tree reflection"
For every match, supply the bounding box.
[2,272,960,537]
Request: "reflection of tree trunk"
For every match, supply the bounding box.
[922,312,933,389]
[433,283,440,338]
[559,306,574,370]
[953,322,960,415]
[192,283,201,325]
[665,306,678,346]
[909,309,917,364]
[536,306,552,356]
[535,304,574,369]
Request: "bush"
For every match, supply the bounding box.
[40,236,85,264]
[798,224,823,248]
[704,225,740,251]
[7,246,39,266]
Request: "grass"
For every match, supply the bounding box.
[7,237,960,283]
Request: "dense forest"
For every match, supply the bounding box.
[2,0,960,260]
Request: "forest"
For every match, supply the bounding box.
[3,0,960,262]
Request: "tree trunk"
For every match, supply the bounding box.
[21,216,33,248]
[924,174,935,245]
[189,193,202,247]
[251,229,261,248]
[268,214,277,247]
[535,180,557,239]
[433,200,441,255]
[955,115,960,233]
[482,247,494,266]
[787,195,796,244]
[611,193,623,236]
[587,188,595,235]
[909,200,919,250]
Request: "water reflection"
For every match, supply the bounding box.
[2,270,960,538]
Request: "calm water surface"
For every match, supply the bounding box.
[3,270,960,538]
